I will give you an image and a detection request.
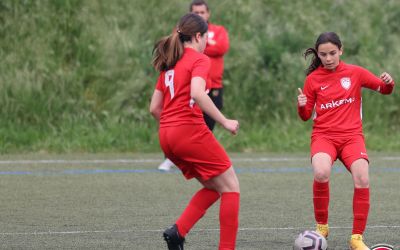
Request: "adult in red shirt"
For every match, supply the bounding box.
[190,0,229,131]
[297,32,394,250]
[150,13,240,250]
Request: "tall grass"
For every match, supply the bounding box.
[0,0,399,153]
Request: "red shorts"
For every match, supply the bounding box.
[159,124,231,181]
[311,134,369,171]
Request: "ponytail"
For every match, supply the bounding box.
[152,13,208,72]
[152,31,184,72]
[304,47,321,76]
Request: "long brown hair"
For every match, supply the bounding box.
[304,32,342,75]
[152,13,208,72]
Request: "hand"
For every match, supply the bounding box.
[380,72,393,84]
[222,119,239,135]
[297,88,307,107]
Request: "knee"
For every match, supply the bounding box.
[226,179,240,193]
[351,159,369,188]
[354,175,369,188]
[220,177,240,193]
[312,154,332,182]
[313,169,330,182]
[207,167,240,193]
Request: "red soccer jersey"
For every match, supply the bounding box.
[204,23,229,89]
[298,61,394,137]
[156,48,210,127]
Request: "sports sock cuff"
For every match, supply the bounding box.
[221,192,240,197]
[313,180,329,188]
[354,187,369,197]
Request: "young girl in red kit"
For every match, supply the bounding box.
[150,13,240,250]
[297,32,394,250]
[157,0,231,172]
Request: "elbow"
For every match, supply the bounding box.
[149,109,156,119]
[297,107,310,121]
[300,116,309,121]
[298,114,306,121]
[190,91,202,102]
[149,106,156,116]
[149,106,161,119]
[297,112,310,121]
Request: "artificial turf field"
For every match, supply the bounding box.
[0,153,398,249]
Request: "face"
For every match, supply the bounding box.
[191,4,210,22]
[197,32,208,52]
[317,42,343,70]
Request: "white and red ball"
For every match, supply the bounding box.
[293,230,327,250]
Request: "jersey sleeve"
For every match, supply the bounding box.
[298,77,316,121]
[359,66,394,95]
[155,73,164,91]
[204,26,229,57]
[192,55,211,80]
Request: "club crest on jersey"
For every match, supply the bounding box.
[371,243,394,250]
[340,77,351,90]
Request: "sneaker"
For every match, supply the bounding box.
[158,158,174,171]
[163,224,185,250]
[316,223,329,238]
[349,234,370,250]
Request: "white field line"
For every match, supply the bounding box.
[0,156,399,165]
[0,225,399,236]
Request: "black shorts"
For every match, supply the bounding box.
[203,88,223,131]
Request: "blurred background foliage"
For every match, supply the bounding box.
[0,0,399,153]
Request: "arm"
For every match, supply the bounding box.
[149,89,163,121]
[361,68,395,95]
[297,79,315,121]
[204,26,229,57]
[191,76,239,134]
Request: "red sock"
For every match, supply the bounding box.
[313,180,329,224]
[352,188,370,235]
[175,188,220,237]
[219,192,240,250]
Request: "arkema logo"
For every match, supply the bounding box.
[371,243,394,250]
[320,97,355,110]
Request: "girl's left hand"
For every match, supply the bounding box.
[380,72,393,84]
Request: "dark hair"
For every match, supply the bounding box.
[152,13,208,72]
[189,0,209,11]
[304,32,342,75]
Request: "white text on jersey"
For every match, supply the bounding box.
[320,97,355,110]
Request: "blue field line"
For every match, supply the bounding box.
[0,166,400,176]
[62,169,161,174]
[0,171,33,175]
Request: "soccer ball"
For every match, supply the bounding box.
[293,230,327,250]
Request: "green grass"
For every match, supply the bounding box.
[0,152,399,249]
[1,119,399,154]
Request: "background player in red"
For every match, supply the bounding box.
[190,0,230,131]
[150,13,240,250]
[297,32,394,250]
